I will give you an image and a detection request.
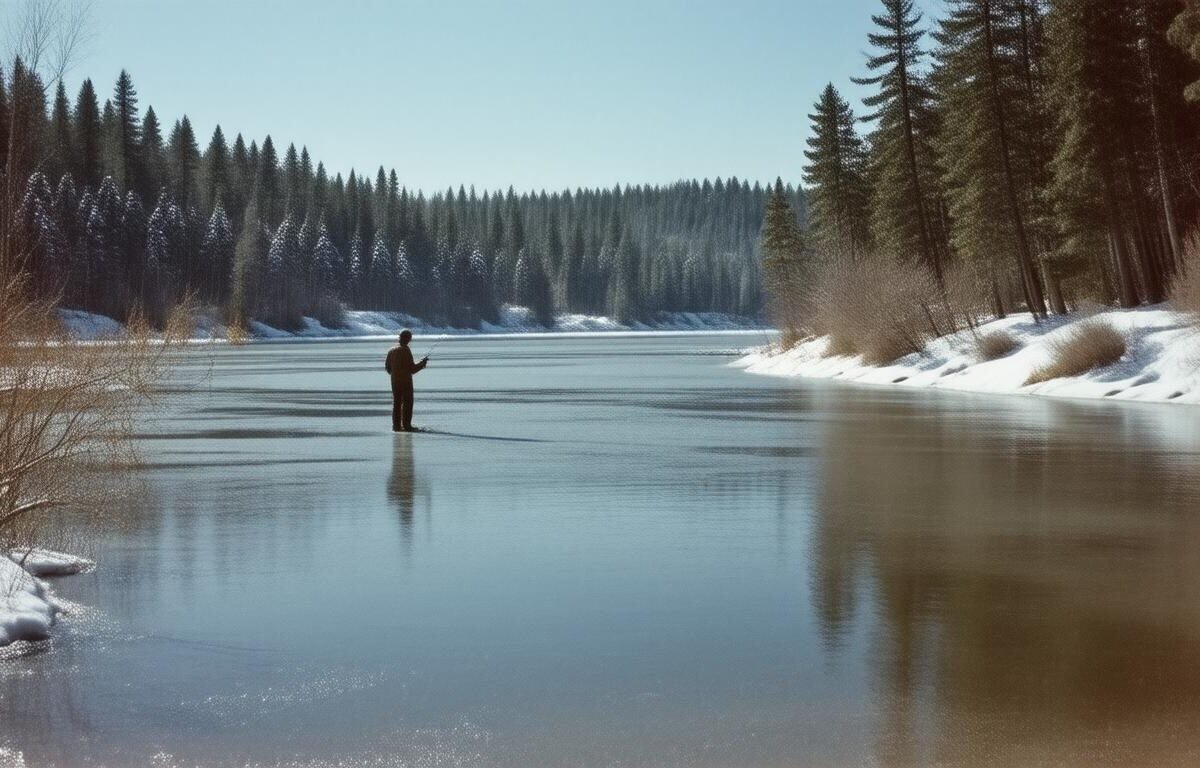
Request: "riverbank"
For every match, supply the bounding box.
[736,307,1200,405]
[59,306,766,342]
[0,550,92,647]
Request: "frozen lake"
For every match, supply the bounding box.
[4,333,1200,767]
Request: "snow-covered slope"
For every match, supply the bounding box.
[60,306,765,341]
[736,307,1200,405]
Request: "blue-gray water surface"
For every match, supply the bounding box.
[3,333,1200,767]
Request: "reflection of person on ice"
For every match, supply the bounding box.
[385,330,428,432]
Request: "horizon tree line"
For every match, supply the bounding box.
[4,64,792,330]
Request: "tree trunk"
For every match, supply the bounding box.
[1139,0,1185,273]
[981,0,1047,319]
[892,7,939,283]
[1045,269,1067,315]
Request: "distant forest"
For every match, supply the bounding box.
[763,0,1200,345]
[1,66,792,329]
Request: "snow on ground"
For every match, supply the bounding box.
[0,548,89,647]
[736,306,1200,406]
[57,309,124,338]
[0,556,58,647]
[61,306,765,341]
[7,548,94,577]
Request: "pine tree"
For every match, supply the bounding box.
[1045,0,1150,307]
[119,191,147,310]
[109,70,141,191]
[168,116,200,210]
[85,177,125,315]
[73,80,102,190]
[608,225,640,324]
[230,195,267,326]
[201,125,230,215]
[804,84,871,261]
[256,135,281,226]
[312,221,340,295]
[138,106,167,203]
[200,203,234,303]
[854,0,945,277]
[48,82,73,181]
[144,192,180,317]
[932,0,1047,316]
[368,230,391,309]
[265,215,300,324]
[760,179,806,327]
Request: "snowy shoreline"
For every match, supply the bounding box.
[0,549,92,648]
[735,307,1200,406]
[60,306,768,343]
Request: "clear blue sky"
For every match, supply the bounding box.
[68,0,942,194]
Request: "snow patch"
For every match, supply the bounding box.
[57,309,124,339]
[7,548,94,577]
[0,556,58,646]
[739,307,1200,406]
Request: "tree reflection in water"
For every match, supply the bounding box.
[810,390,1200,767]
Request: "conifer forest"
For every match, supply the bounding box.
[3,66,786,331]
[761,0,1200,339]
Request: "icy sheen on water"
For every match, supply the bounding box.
[3,334,1200,767]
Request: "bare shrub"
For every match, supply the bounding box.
[0,272,182,547]
[974,330,1021,361]
[4,0,93,87]
[1025,318,1126,385]
[938,262,994,331]
[1169,231,1200,315]
[805,255,953,365]
[310,295,346,330]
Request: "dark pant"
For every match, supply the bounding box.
[392,384,414,431]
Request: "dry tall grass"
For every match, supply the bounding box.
[0,273,185,548]
[1025,318,1126,385]
[974,330,1021,361]
[802,256,989,365]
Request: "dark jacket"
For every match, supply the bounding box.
[385,345,426,388]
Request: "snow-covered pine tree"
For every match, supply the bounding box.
[311,221,340,295]
[200,204,234,304]
[368,230,391,309]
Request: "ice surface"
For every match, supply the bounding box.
[738,307,1200,405]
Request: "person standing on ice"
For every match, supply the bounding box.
[385,330,428,432]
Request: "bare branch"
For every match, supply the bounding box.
[2,0,93,89]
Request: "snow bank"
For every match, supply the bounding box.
[0,557,57,646]
[58,307,229,343]
[57,309,124,338]
[738,307,1200,405]
[60,305,763,342]
[7,548,93,577]
[275,307,765,339]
